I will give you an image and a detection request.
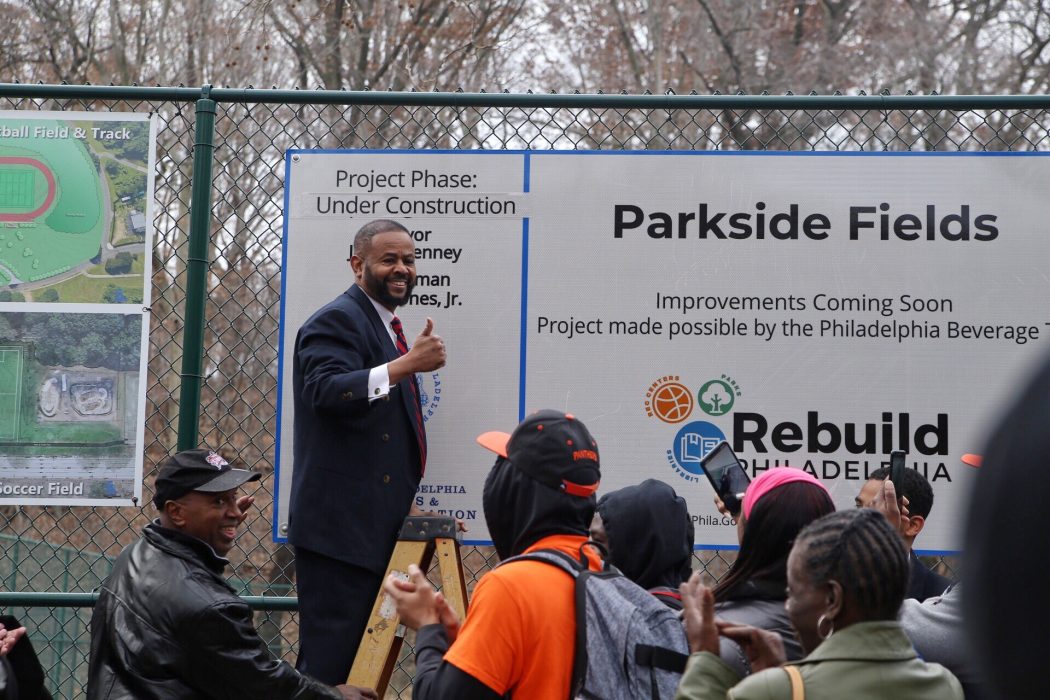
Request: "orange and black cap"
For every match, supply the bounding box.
[477,410,600,497]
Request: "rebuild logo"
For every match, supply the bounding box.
[646,374,743,482]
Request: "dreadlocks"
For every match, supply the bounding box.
[795,508,909,620]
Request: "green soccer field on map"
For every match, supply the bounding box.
[0,345,24,441]
[0,169,37,209]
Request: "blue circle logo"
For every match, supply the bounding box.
[666,421,727,481]
[420,372,442,423]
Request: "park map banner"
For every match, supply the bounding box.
[276,150,1050,552]
[0,111,155,505]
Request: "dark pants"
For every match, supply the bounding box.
[294,548,385,686]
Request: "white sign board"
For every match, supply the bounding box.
[0,111,156,505]
[277,150,1050,552]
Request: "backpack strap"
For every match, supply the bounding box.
[495,549,587,700]
[634,644,689,674]
[572,568,591,699]
[784,665,804,700]
[497,548,582,575]
[636,643,690,700]
[649,588,683,603]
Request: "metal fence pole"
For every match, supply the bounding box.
[176,86,218,451]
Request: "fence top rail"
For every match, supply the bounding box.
[2,83,1050,110]
[0,591,300,611]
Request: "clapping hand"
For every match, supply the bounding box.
[680,571,786,673]
[0,623,25,657]
[383,563,461,640]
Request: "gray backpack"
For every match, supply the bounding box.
[499,545,689,700]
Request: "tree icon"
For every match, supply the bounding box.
[700,380,733,415]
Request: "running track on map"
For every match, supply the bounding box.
[0,157,57,222]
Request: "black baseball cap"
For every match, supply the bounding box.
[476,410,600,497]
[152,448,261,508]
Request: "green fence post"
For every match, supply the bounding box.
[177,86,218,451]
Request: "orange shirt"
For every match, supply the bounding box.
[442,533,602,697]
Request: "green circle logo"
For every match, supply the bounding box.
[698,379,735,416]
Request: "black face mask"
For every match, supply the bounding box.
[482,456,596,561]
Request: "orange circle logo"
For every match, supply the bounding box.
[645,377,694,423]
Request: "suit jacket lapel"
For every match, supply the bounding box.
[347,285,398,363]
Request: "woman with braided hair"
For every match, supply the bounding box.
[675,506,963,699]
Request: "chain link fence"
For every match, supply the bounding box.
[0,86,1023,697]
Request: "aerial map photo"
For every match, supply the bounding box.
[0,111,154,504]
[0,115,151,304]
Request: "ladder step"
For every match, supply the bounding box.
[346,516,469,696]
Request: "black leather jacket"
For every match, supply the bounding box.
[87,522,340,700]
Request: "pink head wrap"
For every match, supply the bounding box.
[742,467,830,520]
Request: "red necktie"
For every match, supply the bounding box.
[390,316,426,474]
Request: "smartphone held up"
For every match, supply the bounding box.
[699,441,751,517]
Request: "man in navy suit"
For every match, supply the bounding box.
[856,466,951,601]
[290,219,447,686]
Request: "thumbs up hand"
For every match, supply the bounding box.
[389,317,446,384]
[410,317,446,372]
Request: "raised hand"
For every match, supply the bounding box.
[235,494,255,526]
[0,624,25,657]
[871,479,910,536]
[382,564,441,630]
[409,317,446,372]
[718,623,787,672]
[680,571,720,655]
[388,317,446,384]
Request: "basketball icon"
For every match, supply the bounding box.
[645,378,694,423]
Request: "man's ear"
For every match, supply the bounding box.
[349,254,364,279]
[903,513,925,538]
[163,500,185,527]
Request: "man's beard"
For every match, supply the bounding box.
[363,263,415,308]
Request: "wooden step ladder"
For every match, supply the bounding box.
[346,515,468,696]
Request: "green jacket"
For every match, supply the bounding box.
[675,621,963,700]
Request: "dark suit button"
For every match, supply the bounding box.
[381,434,390,442]
[382,474,391,484]
[383,395,390,402]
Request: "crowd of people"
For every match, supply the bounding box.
[74,218,1043,699]
[82,418,986,700]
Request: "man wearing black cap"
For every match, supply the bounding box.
[383,410,602,699]
[87,449,376,700]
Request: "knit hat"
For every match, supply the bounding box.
[742,467,829,520]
